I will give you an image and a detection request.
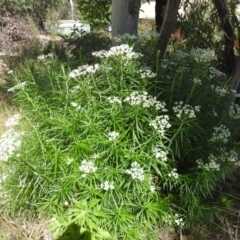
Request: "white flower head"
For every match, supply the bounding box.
[100,181,114,191]
[126,161,144,181]
[107,96,121,104]
[71,102,81,110]
[167,168,178,179]
[210,125,231,143]
[79,159,97,175]
[66,157,74,165]
[108,131,119,141]
[149,115,171,135]
[173,102,201,119]
[153,148,168,162]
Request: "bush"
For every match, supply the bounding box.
[1,42,240,239]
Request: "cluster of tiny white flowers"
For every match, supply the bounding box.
[193,77,202,86]
[0,128,23,161]
[197,155,220,171]
[228,104,240,119]
[100,180,114,191]
[92,44,143,59]
[124,91,168,111]
[190,48,217,63]
[218,148,239,164]
[209,67,226,79]
[114,34,137,44]
[137,69,156,79]
[173,101,201,119]
[210,85,228,97]
[8,81,27,92]
[5,114,20,127]
[70,85,81,94]
[70,102,81,110]
[107,96,121,104]
[37,53,54,60]
[150,185,155,192]
[173,50,189,60]
[108,131,119,141]
[66,157,74,165]
[79,160,97,177]
[153,147,168,162]
[69,64,99,78]
[210,125,231,143]
[167,168,178,179]
[230,89,240,98]
[164,214,184,227]
[91,153,100,159]
[126,161,144,181]
[149,115,171,135]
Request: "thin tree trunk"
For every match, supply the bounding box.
[213,0,235,75]
[155,0,167,32]
[111,0,129,45]
[155,0,181,57]
[127,0,140,35]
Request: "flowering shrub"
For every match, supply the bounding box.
[1,44,239,239]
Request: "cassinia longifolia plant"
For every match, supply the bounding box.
[1,40,240,239]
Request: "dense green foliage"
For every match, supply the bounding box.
[1,33,239,239]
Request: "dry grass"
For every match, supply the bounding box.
[0,214,54,240]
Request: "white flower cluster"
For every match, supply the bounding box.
[37,53,54,60]
[137,69,156,79]
[69,64,99,78]
[92,44,143,59]
[8,81,27,92]
[209,67,226,79]
[173,50,189,60]
[126,161,144,181]
[193,77,202,86]
[107,96,121,104]
[5,114,20,127]
[70,85,81,94]
[71,102,81,110]
[197,155,220,171]
[173,101,201,119]
[229,104,240,119]
[150,185,155,192]
[218,148,239,165]
[190,48,217,63]
[210,85,228,97]
[79,160,97,177]
[164,214,184,227]
[124,91,168,111]
[149,115,171,135]
[210,125,231,143]
[66,157,74,165]
[153,147,168,162]
[114,34,137,44]
[168,168,178,179]
[0,129,22,161]
[108,131,119,141]
[100,180,114,191]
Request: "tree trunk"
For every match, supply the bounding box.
[155,0,167,32]
[213,0,235,75]
[155,0,181,57]
[127,0,140,35]
[111,0,129,45]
